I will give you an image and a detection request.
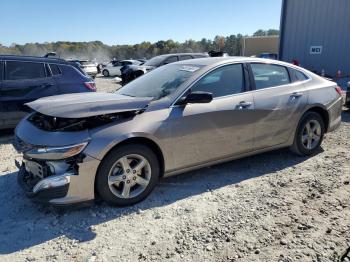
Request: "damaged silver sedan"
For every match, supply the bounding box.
[13,57,343,206]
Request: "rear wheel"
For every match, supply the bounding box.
[102,70,109,77]
[291,112,325,156]
[96,144,160,206]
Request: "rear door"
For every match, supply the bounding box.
[249,63,308,149]
[1,60,56,127]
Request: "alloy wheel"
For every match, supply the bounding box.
[108,154,151,199]
[301,119,322,150]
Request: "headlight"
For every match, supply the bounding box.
[25,142,88,160]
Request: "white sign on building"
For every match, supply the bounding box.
[310,46,323,55]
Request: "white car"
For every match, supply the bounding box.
[101,60,142,77]
[68,60,98,79]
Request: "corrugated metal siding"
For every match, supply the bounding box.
[280,0,350,77]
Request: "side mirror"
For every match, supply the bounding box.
[347,81,350,89]
[176,91,213,105]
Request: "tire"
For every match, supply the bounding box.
[134,71,144,79]
[102,70,109,77]
[96,144,160,206]
[290,111,325,156]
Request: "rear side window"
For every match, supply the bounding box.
[191,64,245,98]
[179,55,193,61]
[49,64,62,75]
[5,61,46,80]
[163,56,178,65]
[251,63,290,90]
[292,69,309,82]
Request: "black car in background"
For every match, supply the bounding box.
[0,55,95,129]
[121,53,208,84]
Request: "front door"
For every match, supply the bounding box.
[164,63,256,171]
[1,61,56,127]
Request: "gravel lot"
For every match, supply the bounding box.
[0,76,349,262]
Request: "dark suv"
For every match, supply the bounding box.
[0,55,96,129]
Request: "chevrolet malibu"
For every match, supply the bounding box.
[13,57,343,206]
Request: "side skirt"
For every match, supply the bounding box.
[163,142,292,178]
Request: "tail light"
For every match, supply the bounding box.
[335,86,342,96]
[84,81,96,91]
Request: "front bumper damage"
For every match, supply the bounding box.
[13,117,101,206]
[15,154,100,205]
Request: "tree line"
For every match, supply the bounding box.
[0,29,279,62]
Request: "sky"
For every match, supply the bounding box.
[0,0,282,46]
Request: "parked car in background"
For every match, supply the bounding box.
[13,57,342,206]
[346,82,350,107]
[136,59,147,64]
[0,55,95,129]
[121,53,208,84]
[68,60,98,79]
[101,60,142,77]
[259,53,278,60]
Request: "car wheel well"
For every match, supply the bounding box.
[305,107,329,132]
[99,137,165,176]
[94,137,165,200]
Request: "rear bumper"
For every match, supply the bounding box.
[327,96,343,132]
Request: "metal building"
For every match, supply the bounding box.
[279,0,350,77]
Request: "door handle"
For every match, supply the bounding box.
[237,101,253,109]
[290,92,303,99]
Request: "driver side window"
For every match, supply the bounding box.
[191,64,244,98]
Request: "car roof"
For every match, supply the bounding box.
[174,56,296,68]
[0,55,72,65]
[155,53,208,58]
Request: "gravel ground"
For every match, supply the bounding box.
[0,76,349,262]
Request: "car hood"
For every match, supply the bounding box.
[26,92,153,118]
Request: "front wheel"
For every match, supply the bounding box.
[291,112,325,156]
[96,144,160,206]
[102,70,109,77]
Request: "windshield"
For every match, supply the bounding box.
[116,64,203,99]
[143,56,165,67]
